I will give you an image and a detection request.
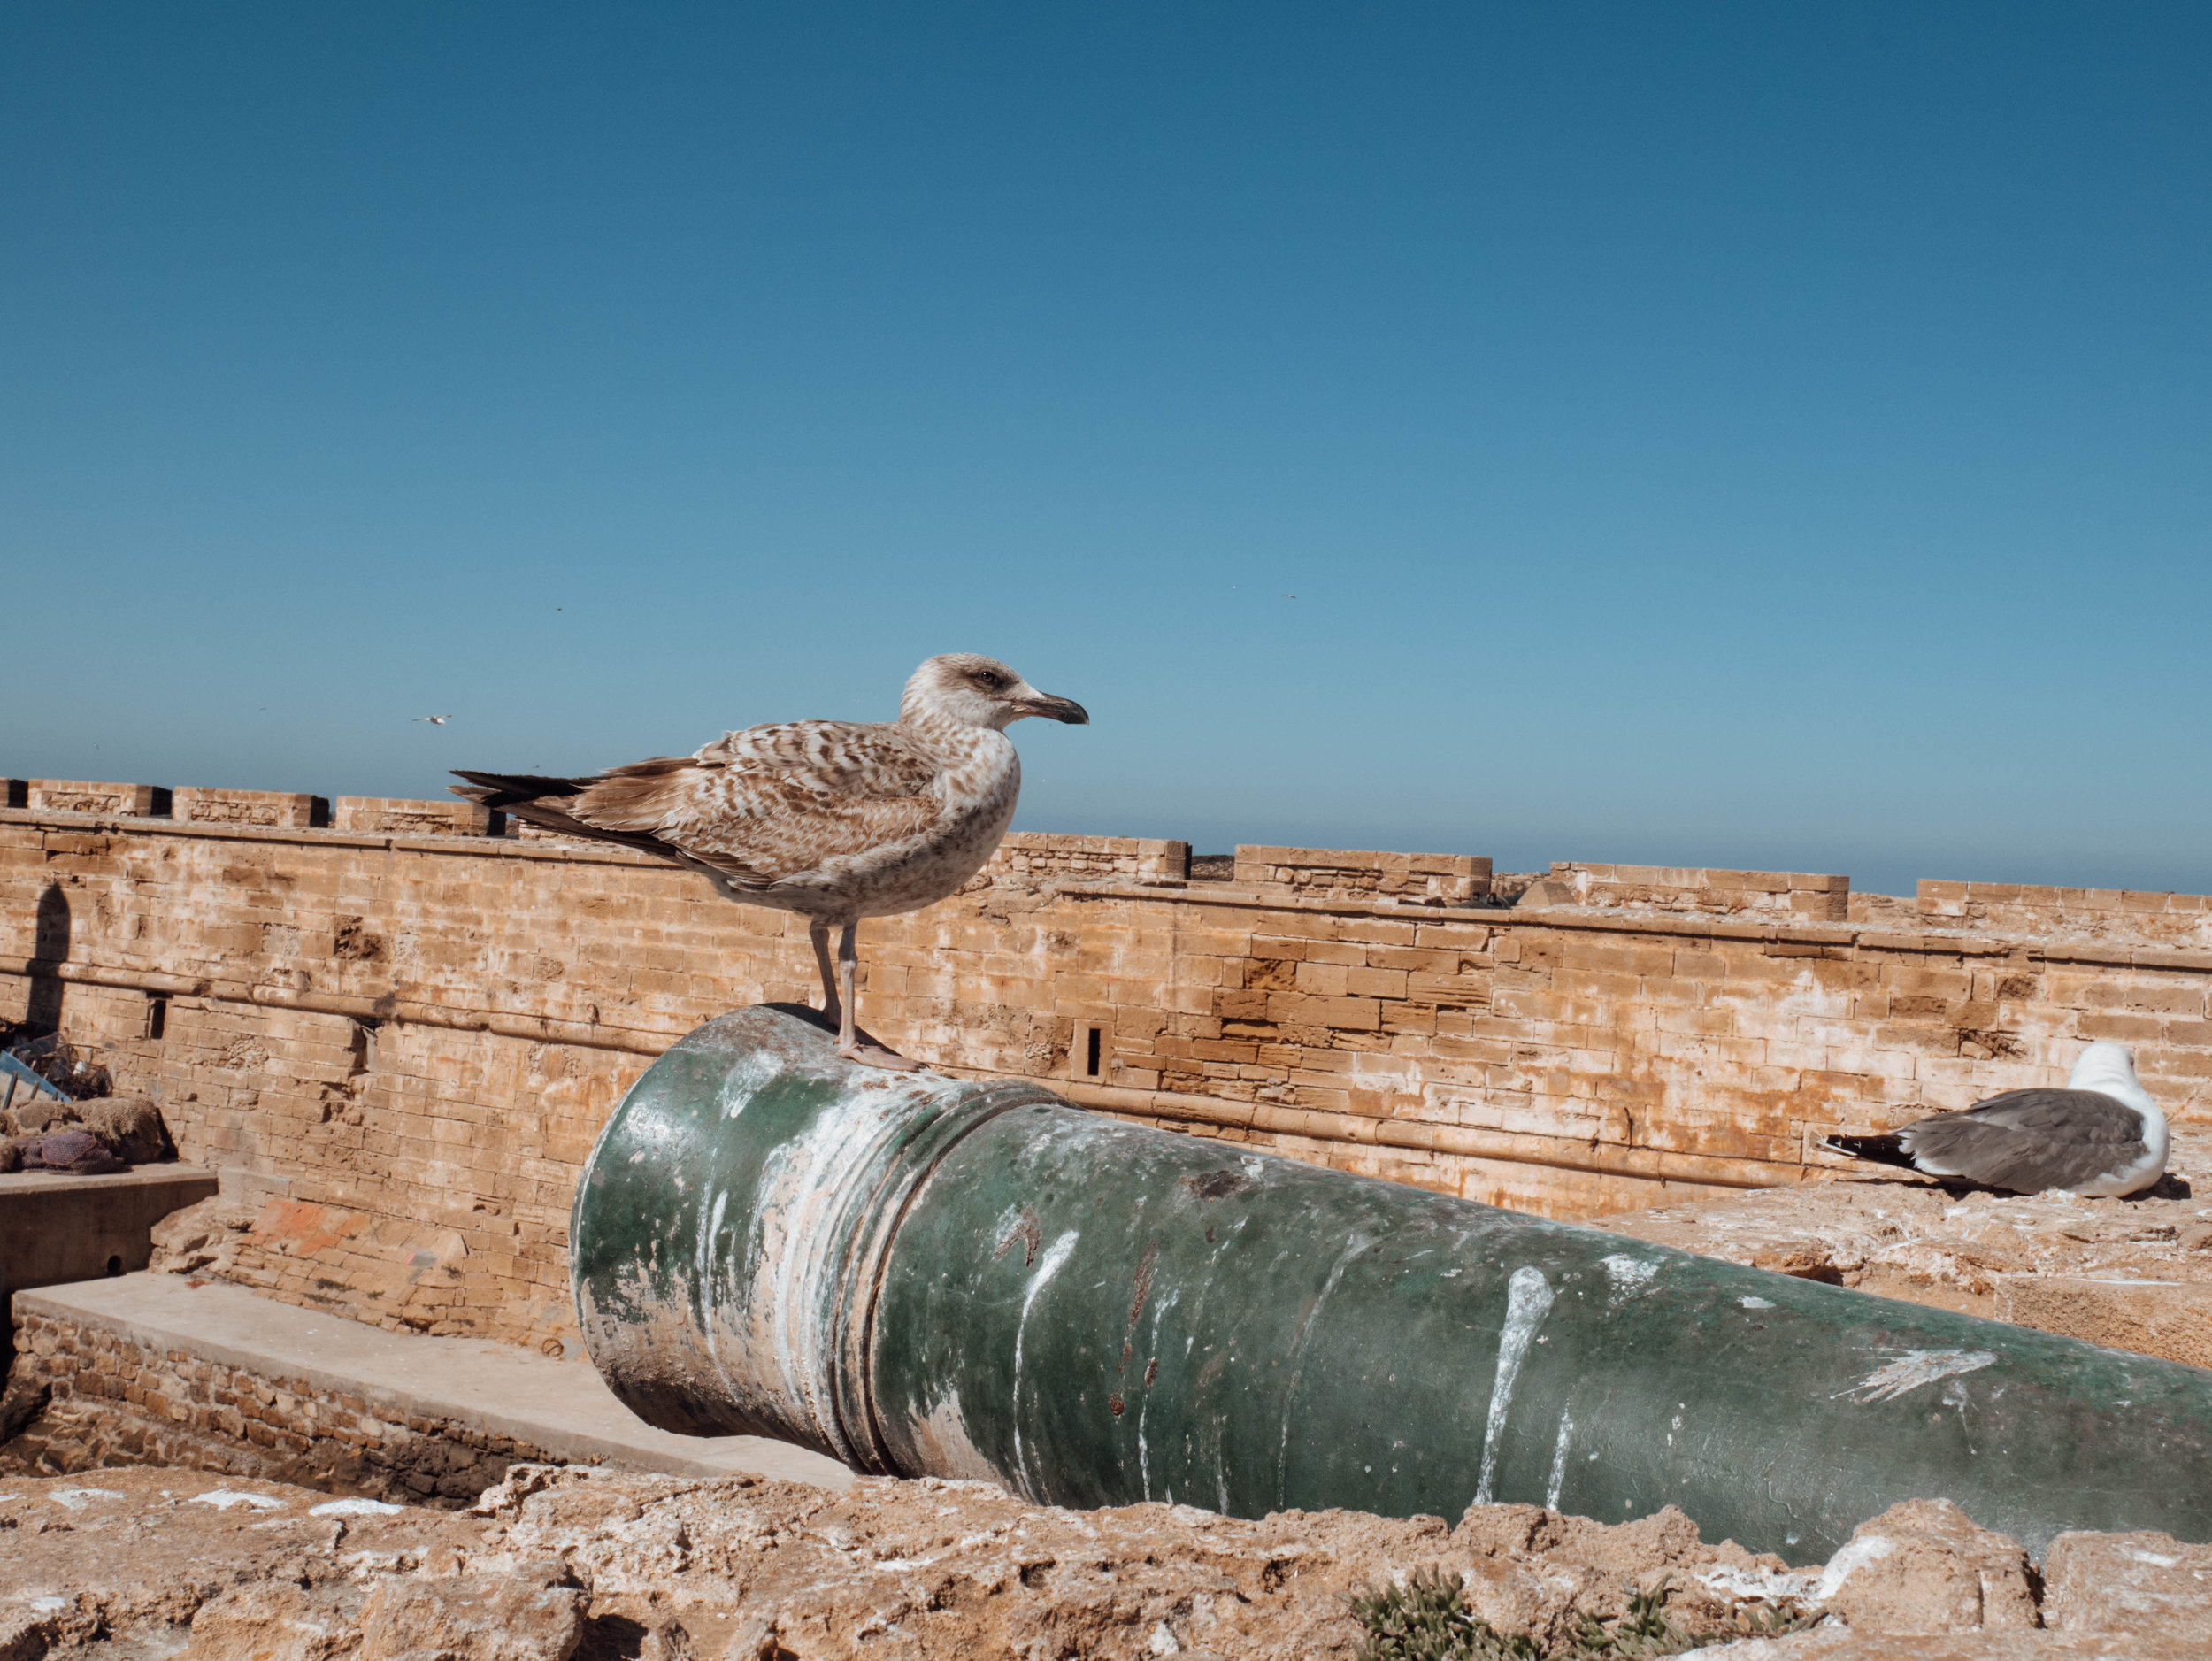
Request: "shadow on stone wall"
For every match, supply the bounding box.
[25,884,69,1036]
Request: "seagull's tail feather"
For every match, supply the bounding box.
[449,770,676,858]
[1818,1132,1918,1172]
[449,769,588,807]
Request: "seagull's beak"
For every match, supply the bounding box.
[1017,688,1089,725]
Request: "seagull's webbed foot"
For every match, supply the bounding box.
[839,1037,923,1073]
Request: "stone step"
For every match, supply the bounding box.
[10,1272,849,1497]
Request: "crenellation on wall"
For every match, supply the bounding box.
[1231,844,1491,905]
[332,796,502,836]
[1919,877,2212,950]
[985,831,1191,885]
[1525,861,1851,921]
[173,787,330,829]
[27,779,172,817]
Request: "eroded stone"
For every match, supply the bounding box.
[1811,1499,2039,1634]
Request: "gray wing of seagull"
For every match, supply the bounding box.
[1894,1088,2151,1193]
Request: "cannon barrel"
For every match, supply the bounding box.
[572,1006,2212,1559]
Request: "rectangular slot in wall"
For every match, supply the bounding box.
[1076,1020,1109,1081]
[144,994,168,1042]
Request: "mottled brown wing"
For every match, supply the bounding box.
[566,720,941,888]
[691,719,938,796]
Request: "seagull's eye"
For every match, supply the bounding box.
[975,672,1006,690]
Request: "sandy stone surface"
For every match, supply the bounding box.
[2041,1528,2212,1640]
[1807,1499,2039,1634]
[1602,1150,2212,1371]
[2,1462,2208,1658]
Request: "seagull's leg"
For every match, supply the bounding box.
[836,919,918,1072]
[809,918,840,1026]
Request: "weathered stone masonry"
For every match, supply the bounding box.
[8,1303,533,1504]
[5,785,2209,1357]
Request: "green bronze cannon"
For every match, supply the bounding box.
[571,1005,2212,1558]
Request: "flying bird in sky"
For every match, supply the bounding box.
[414,715,450,725]
[451,653,1087,1070]
[1821,1042,2169,1196]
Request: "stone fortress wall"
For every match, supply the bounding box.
[6,775,2210,1358]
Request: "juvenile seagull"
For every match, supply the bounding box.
[1821,1042,2169,1197]
[450,654,1087,1071]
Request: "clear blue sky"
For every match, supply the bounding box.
[5,4,2208,896]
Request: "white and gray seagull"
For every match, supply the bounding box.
[450,653,1087,1071]
[1820,1042,2169,1197]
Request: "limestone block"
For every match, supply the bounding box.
[987,832,1190,884]
[357,1568,583,1661]
[185,1584,363,1660]
[173,788,327,829]
[1454,1553,1557,1634]
[1811,1499,2038,1634]
[2041,1529,2212,1638]
[1544,862,1850,921]
[26,779,170,816]
[149,1194,257,1276]
[1917,879,2212,950]
[334,797,500,837]
[1994,1277,2212,1372]
[1233,844,1491,905]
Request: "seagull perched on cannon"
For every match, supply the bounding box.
[1820,1042,2169,1197]
[451,653,1087,1071]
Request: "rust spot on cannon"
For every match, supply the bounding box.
[1119,1242,1159,1374]
[1180,1170,1251,1200]
[994,1205,1042,1266]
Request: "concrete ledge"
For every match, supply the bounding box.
[15,1272,850,1489]
[0,1165,220,1294]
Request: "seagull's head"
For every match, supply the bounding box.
[2068,1041,2149,1105]
[904,654,1089,732]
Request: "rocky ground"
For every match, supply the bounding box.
[1601,1137,2212,1372]
[2,1462,2208,1660]
[9,1142,2212,1655]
